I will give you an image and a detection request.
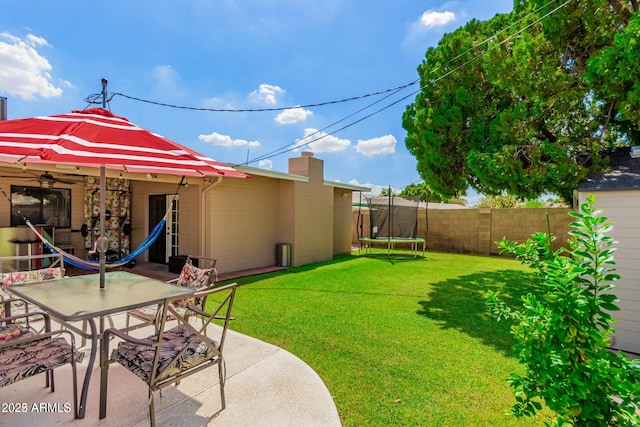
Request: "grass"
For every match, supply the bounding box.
[216,251,551,426]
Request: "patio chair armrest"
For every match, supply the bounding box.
[1,297,30,306]
[1,310,52,330]
[0,324,76,349]
[197,282,239,295]
[103,327,157,347]
[184,304,236,321]
[1,297,32,316]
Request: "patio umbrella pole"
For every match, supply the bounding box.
[99,79,108,290]
[99,165,106,290]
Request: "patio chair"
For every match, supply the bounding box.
[99,282,238,426]
[0,304,83,419]
[125,255,218,331]
[0,254,66,324]
[0,253,112,344]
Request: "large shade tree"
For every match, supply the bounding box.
[403,0,639,202]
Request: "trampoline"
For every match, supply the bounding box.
[358,192,427,258]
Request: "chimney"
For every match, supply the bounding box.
[0,97,6,121]
[288,151,324,183]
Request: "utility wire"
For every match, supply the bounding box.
[108,81,420,113]
[242,0,570,167]
[99,0,560,116]
[241,84,411,166]
[86,0,568,171]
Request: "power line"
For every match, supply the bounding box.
[91,0,568,173]
[242,84,412,166]
[242,0,570,167]
[107,81,420,113]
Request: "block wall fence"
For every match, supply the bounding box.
[352,207,574,256]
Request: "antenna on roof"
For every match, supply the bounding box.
[101,78,108,109]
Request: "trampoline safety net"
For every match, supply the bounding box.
[365,195,420,239]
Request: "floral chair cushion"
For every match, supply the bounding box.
[0,324,34,341]
[0,267,64,319]
[131,261,212,321]
[0,267,65,288]
[112,324,219,384]
[172,261,212,309]
[176,261,211,289]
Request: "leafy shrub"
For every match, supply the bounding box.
[486,195,640,426]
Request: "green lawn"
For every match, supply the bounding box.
[218,251,551,426]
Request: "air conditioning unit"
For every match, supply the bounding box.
[631,146,640,159]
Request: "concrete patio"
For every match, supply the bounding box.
[1,313,341,426]
[2,262,341,426]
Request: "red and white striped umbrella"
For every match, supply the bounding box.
[0,107,247,288]
[0,107,247,178]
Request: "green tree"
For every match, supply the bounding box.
[400,183,468,204]
[399,183,429,201]
[403,1,639,203]
[486,195,640,426]
[475,194,520,208]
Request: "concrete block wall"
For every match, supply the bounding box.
[354,207,573,256]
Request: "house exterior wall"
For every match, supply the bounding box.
[0,153,359,276]
[278,180,296,264]
[200,160,346,273]
[578,190,640,355]
[333,189,353,255]
[204,175,281,274]
[289,154,334,266]
[69,182,89,254]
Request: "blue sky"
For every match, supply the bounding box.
[0,1,513,197]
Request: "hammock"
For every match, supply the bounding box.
[26,219,166,270]
[5,177,183,271]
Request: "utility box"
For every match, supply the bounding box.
[275,243,291,267]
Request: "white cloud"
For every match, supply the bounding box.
[25,34,50,47]
[198,131,261,148]
[356,135,396,156]
[348,179,398,196]
[152,65,179,87]
[275,107,313,124]
[201,96,236,110]
[419,10,455,28]
[249,83,284,105]
[0,32,63,100]
[258,159,273,169]
[293,128,350,153]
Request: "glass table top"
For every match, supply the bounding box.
[7,271,193,320]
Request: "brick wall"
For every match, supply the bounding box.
[353,207,573,255]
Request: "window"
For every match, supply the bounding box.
[10,186,72,227]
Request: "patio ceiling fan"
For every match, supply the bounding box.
[0,170,82,188]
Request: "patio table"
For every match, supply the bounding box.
[6,271,194,419]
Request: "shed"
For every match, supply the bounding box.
[577,146,640,355]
